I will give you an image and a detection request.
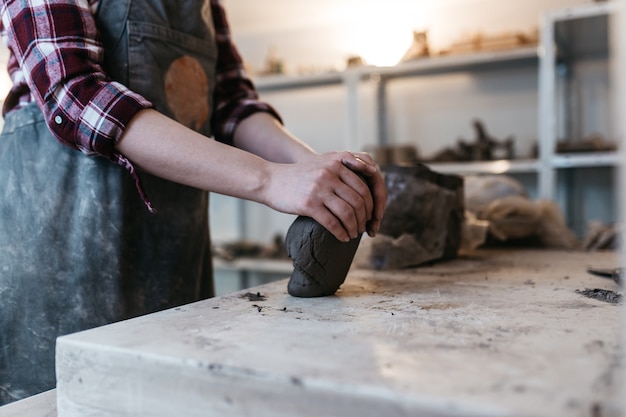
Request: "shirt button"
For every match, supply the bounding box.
[54,115,63,124]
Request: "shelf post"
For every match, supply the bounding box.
[343,70,361,151]
[375,74,388,145]
[538,12,557,200]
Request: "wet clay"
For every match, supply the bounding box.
[286,216,362,297]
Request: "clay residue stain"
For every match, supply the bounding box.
[576,288,623,304]
[164,55,209,130]
[241,292,266,302]
[420,302,460,311]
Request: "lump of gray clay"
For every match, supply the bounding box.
[286,216,362,297]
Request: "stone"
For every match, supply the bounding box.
[357,163,464,270]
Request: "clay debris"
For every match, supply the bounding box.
[576,288,623,304]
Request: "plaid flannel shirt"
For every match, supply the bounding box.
[0,0,279,209]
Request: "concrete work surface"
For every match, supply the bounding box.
[53,249,624,417]
[0,390,56,417]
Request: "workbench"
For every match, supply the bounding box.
[3,249,624,417]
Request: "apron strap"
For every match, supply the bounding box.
[95,0,131,84]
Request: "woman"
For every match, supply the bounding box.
[0,0,386,404]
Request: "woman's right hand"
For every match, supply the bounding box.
[261,151,385,243]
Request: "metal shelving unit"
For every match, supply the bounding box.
[255,47,540,170]
[252,2,619,230]
[551,151,620,168]
[538,2,619,198]
[538,2,619,233]
[256,47,542,177]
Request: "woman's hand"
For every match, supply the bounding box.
[341,151,387,238]
[262,151,386,242]
[232,114,386,241]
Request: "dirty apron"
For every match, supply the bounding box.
[0,0,217,404]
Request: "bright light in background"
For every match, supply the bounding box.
[489,160,512,174]
[338,0,434,67]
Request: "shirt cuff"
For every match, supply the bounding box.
[63,81,153,160]
[49,81,155,211]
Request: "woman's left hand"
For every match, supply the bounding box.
[338,151,387,237]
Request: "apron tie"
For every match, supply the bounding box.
[117,155,156,213]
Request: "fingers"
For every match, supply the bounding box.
[312,162,369,242]
[353,153,387,236]
[322,194,360,241]
[332,174,370,237]
[366,172,387,237]
[339,151,387,237]
[340,151,378,175]
[268,150,386,242]
[339,165,373,223]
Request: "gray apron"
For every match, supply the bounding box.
[0,0,217,404]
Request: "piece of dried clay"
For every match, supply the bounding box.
[286,216,362,297]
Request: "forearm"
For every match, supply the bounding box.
[116,109,271,203]
[233,112,317,163]
[116,109,386,242]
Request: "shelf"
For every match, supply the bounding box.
[375,47,538,79]
[425,159,540,175]
[214,258,293,275]
[424,152,619,175]
[551,151,620,168]
[254,71,346,92]
[254,47,538,92]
